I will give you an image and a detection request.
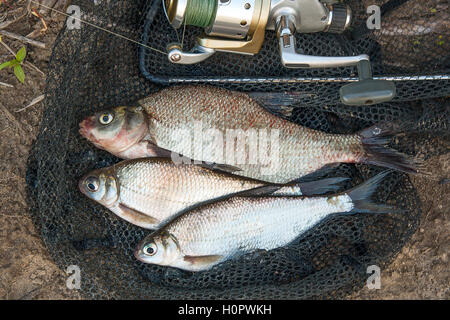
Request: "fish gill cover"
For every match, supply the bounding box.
[26,0,449,299]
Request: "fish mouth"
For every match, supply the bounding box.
[133,245,143,261]
[79,117,98,143]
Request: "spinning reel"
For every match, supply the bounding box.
[163,0,396,106]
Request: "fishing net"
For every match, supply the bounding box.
[140,0,450,106]
[26,0,449,299]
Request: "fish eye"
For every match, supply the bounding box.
[143,243,157,256]
[99,113,114,125]
[85,176,99,192]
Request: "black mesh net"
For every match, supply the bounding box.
[26,0,449,299]
[139,0,449,106]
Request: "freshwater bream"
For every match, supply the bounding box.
[79,85,420,183]
[79,158,345,229]
[135,171,397,271]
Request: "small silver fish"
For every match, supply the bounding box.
[79,158,346,229]
[134,171,397,271]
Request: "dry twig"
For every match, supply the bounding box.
[0,12,27,30]
[0,81,13,87]
[0,30,45,48]
[30,8,48,34]
[16,94,44,112]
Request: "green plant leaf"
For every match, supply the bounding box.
[0,60,13,70]
[16,47,26,62]
[14,64,25,83]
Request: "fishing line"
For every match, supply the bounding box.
[180,0,217,48]
[181,16,187,50]
[172,24,181,44]
[28,0,167,55]
[183,0,217,28]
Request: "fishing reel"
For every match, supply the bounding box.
[163,0,396,106]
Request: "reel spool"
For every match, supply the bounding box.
[163,0,396,106]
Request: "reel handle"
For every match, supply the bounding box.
[340,60,397,106]
[276,15,396,106]
[167,44,216,65]
[277,16,369,68]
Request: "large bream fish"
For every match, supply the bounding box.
[134,171,398,272]
[79,85,420,183]
[79,158,345,229]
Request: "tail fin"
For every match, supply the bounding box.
[270,177,349,196]
[346,171,403,214]
[241,177,348,197]
[358,123,422,175]
[294,177,349,196]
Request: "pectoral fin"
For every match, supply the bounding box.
[115,204,160,229]
[183,254,224,269]
[115,141,171,159]
[146,142,172,158]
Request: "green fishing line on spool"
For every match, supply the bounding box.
[184,0,218,28]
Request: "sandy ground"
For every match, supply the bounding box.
[0,1,448,300]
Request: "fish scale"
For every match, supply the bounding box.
[115,159,260,221]
[164,195,354,267]
[79,158,325,229]
[135,171,394,271]
[140,86,364,183]
[81,86,419,183]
